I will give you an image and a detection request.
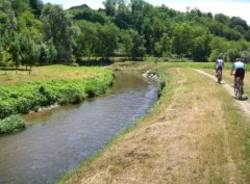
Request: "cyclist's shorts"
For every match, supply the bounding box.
[235,68,245,80]
[216,66,223,71]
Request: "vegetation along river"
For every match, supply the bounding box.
[0,72,159,184]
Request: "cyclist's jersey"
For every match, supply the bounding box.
[216,59,224,69]
[233,61,245,71]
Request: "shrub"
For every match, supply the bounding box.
[0,69,114,119]
[0,115,26,134]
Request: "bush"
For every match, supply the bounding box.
[0,69,114,119]
[0,115,26,134]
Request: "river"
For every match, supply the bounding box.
[0,72,159,184]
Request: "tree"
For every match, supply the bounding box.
[215,14,230,25]
[19,32,39,73]
[241,50,250,63]
[95,23,119,58]
[0,39,3,65]
[11,0,30,16]
[154,33,172,57]
[74,21,99,59]
[209,49,222,62]
[18,10,43,42]
[172,23,194,57]
[103,0,116,16]
[244,30,250,41]
[120,29,134,56]
[226,49,240,63]
[38,40,57,65]
[210,37,229,53]
[29,0,43,16]
[9,34,21,71]
[46,40,57,64]
[191,28,211,61]
[103,0,125,16]
[41,4,76,63]
[230,16,248,30]
[130,30,146,59]
[0,0,17,40]
[2,49,12,67]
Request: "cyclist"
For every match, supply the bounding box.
[215,56,224,82]
[231,58,245,94]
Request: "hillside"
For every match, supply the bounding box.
[0,0,250,70]
[67,0,250,62]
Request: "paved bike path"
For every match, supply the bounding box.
[195,69,250,115]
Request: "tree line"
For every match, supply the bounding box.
[0,0,250,71]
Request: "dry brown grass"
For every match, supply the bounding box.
[63,66,250,184]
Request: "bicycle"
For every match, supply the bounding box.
[234,76,244,100]
[216,68,222,84]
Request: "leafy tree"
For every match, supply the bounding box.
[215,14,230,25]
[0,0,17,40]
[29,0,43,16]
[103,0,125,16]
[209,49,221,62]
[226,49,240,62]
[230,16,248,30]
[18,10,43,42]
[2,49,12,67]
[154,33,172,57]
[190,28,212,61]
[130,29,146,58]
[69,5,109,25]
[9,34,21,70]
[11,0,30,16]
[120,28,146,58]
[74,20,99,58]
[95,23,119,58]
[19,32,39,73]
[210,37,229,53]
[41,4,76,63]
[241,50,250,63]
[0,39,3,65]
[172,23,194,57]
[38,40,57,65]
[244,30,250,41]
[120,29,134,56]
[113,1,131,29]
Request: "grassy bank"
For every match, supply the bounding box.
[0,65,114,134]
[60,62,250,184]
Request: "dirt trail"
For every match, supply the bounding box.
[63,68,248,184]
[195,69,250,115]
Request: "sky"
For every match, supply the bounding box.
[43,0,250,24]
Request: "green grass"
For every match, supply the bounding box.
[0,115,26,134]
[0,65,110,86]
[0,65,114,134]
